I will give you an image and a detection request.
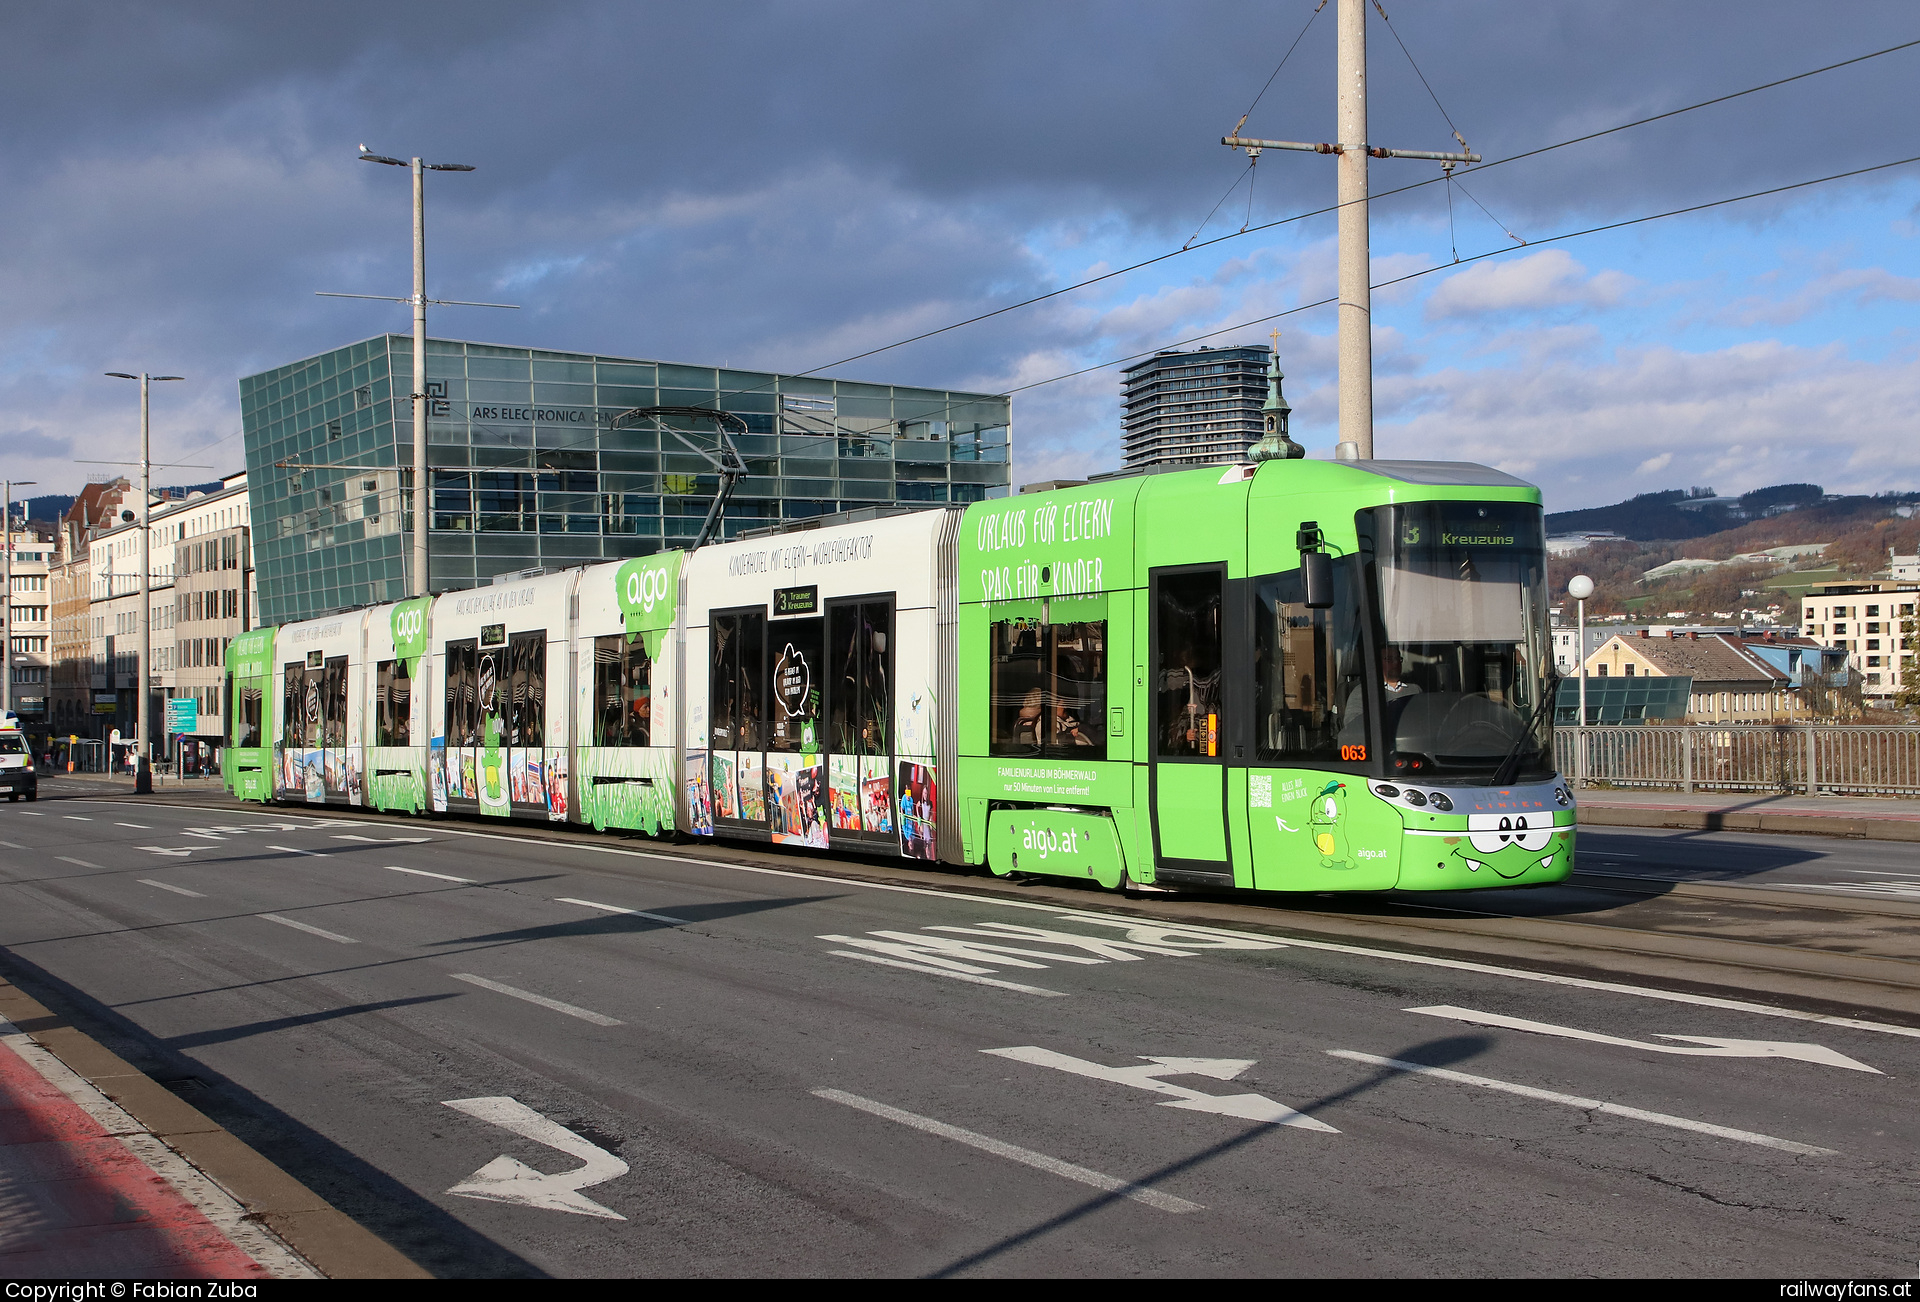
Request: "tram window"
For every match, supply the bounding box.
[1253,562,1365,763]
[375,659,411,747]
[510,634,545,748]
[1157,571,1222,758]
[828,601,892,756]
[236,679,262,748]
[593,635,651,747]
[710,611,766,750]
[989,619,1107,760]
[768,617,824,753]
[445,640,478,745]
[282,663,310,747]
[322,657,348,747]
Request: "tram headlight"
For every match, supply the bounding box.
[1429,792,1453,812]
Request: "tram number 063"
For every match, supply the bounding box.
[1339,744,1368,762]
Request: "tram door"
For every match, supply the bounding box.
[506,631,547,813]
[1149,566,1231,882]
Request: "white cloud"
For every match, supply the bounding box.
[1710,265,1920,328]
[1424,249,1633,320]
[1377,339,1920,510]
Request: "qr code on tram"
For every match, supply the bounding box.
[1249,775,1273,808]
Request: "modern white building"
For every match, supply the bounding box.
[6,527,55,746]
[1799,583,1918,699]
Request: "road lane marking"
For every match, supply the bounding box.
[55,856,103,869]
[62,816,92,821]
[104,800,1920,1042]
[0,840,24,849]
[334,834,432,844]
[1407,1005,1881,1073]
[984,1046,1338,1130]
[442,1096,627,1219]
[139,879,205,899]
[828,950,1069,997]
[813,1088,1202,1214]
[257,913,357,944]
[386,865,474,884]
[114,823,150,829]
[268,845,329,857]
[553,897,688,925]
[138,846,197,857]
[19,811,42,815]
[1326,1049,1836,1156]
[449,974,622,1026]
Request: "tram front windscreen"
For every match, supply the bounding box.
[1369,500,1553,782]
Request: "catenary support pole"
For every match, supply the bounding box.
[1335,0,1370,461]
[412,157,429,600]
[137,375,152,793]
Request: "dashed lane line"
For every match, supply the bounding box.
[267,845,329,858]
[1326,1049,1836,1156]
[62,816,92,821]
[257,913,357,945]
[813,1088,1201,1213]
[0,840,24,850]
[139,879,206,899]
[115,823,150,829]
[55,856,103,870]
[386,865,475,885]
[448,973,622,1026]
[553,897,689,925]
[95,799,1920,1042]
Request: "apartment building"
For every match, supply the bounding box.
[5,527,55,751]
[1799,584,1917,700]
[86,472,254,761]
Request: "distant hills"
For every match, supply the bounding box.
[1546,484,1833,541]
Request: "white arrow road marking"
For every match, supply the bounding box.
[139,879,204,898]
[1408,1005,1881,1074]
[442,1096,628,1220]
[449,974,622,1026]
[813,1088,1202,1213]
[1328,1049,1836,1156]
[984,1046,1338,1131]
[826,949,1069,998]
[333,834,433,843]
[138,846,196,857]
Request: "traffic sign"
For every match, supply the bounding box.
[164,698,197,734]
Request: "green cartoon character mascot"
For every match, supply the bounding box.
[478,652,509,814]
[1311,779,1351,869]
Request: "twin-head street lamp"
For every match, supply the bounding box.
[104,371,183,793]
[314,148,512,603]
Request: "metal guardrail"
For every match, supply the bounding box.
[1554,726,1920,797]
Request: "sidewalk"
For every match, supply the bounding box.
[0,977,424,1279]
[1577,786,1920,840]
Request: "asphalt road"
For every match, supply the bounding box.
[3,793,1919,1277]
[1577,824,1920,901]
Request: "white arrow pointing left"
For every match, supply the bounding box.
[1408,1006,1881,1073]
[441,1096,629,1219]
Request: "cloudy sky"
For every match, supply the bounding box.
[4,1,1917,512]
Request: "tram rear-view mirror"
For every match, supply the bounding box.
[1302,551,1333,609]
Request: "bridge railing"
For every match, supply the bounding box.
[1554,726,1920,797]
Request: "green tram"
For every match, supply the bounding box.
[223,456,1571,893]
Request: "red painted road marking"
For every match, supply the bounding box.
[0,1033,270,1278]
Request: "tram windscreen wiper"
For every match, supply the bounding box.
[1490,672,1558,787]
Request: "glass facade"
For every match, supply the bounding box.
[241,336,1011,626]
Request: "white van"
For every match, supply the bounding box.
[0,730,36,802]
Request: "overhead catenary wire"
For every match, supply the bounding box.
[1227,0,1328,141]
[1371,0,1471,155]
[1002,151,1920,399]
[702,35,1920,408]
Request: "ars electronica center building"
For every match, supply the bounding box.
[240,335,1012,627]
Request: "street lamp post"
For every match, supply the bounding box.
[105,372,183,794]
[1568,574,1595,787]
[2,480,37,722]
[344,149,481,601]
